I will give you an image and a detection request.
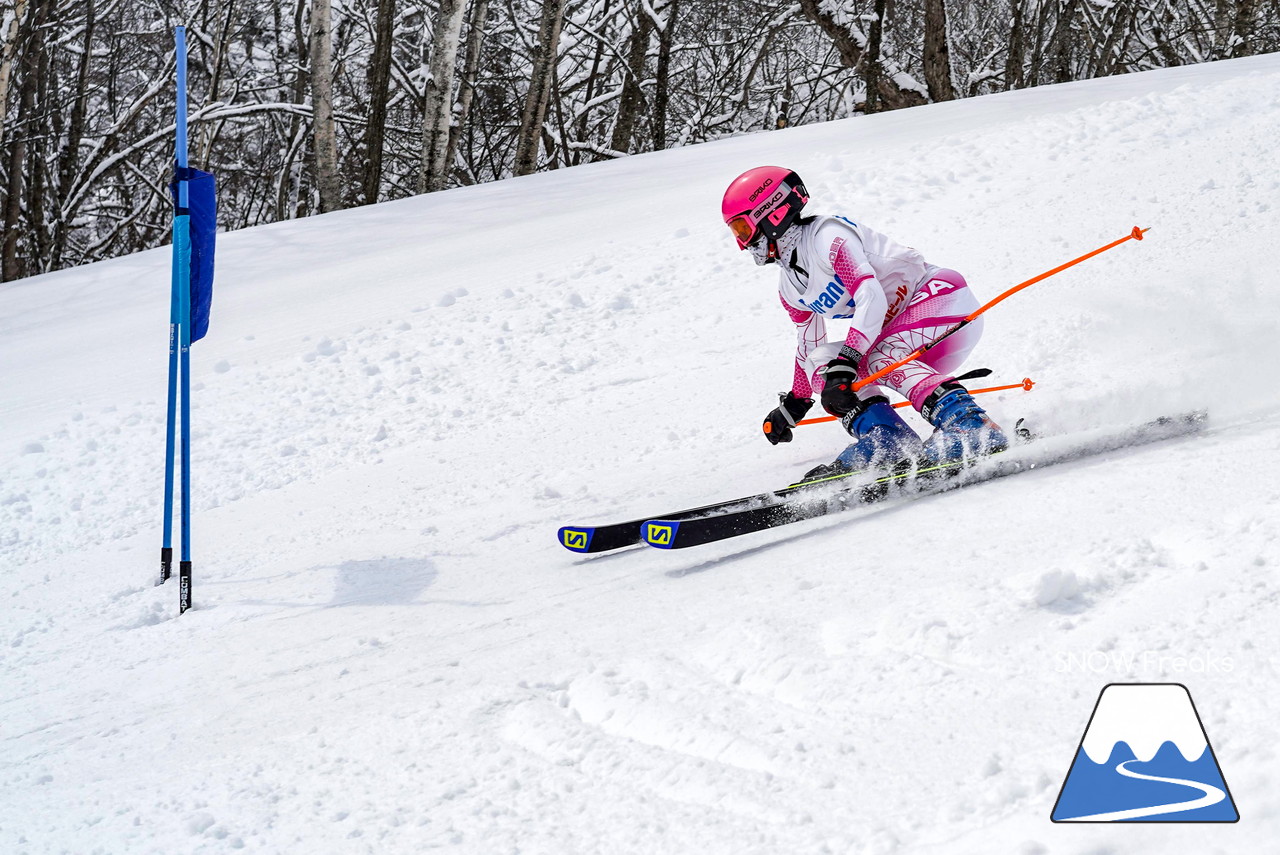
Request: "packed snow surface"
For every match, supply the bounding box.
[4,56,1280,853]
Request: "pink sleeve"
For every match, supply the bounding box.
[830,243,875,292]
[792,362,813,399]
[842,326,873,356]
[780,294,820,398]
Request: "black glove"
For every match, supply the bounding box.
[763,391,814,445]
[820,351,864,417]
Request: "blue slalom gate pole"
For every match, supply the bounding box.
[175,26,194,614]
[160,29,188,588]
[161,230,179,585]
[160,24,217,613]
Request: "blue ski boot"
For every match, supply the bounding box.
[803,396,925,481]
[919,382,1009,464]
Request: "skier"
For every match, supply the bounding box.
[721,165,1008,476]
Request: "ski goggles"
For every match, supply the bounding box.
[727,215,760,249]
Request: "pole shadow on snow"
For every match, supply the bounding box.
[230,556,510,609]
[327,557,439,606]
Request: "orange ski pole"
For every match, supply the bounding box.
[853,226,1149,393]
[797,377,1035,426]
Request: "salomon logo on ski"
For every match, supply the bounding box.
[559,527,593,552]
[586,412,1203,552]
[643,522,678,548]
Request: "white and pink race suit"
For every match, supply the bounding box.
[776,214,983,411]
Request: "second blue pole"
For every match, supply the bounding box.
[174,26,194,614]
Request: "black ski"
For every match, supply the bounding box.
[641,412,1206,550]
[557,459,894,554]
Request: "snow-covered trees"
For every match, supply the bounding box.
[309,0,342,211]
[1,0,1278,280]
[420,0,469,190]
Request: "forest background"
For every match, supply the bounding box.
[0,0,1274,281]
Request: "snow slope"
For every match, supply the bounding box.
[4,55,1280,854]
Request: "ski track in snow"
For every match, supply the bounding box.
[3,56,1280,853]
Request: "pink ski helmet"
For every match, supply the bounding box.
[721,166,810,259]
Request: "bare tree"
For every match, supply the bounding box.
[798,0,927,112]
[420,0,470,192]
[2,0,49,281]
[650,0,679,149]
[48,0,96,270]
[1047,0,1081,84]
[1005,0,1026,89]
[446,0,490,182]
[1026,0,1054,85]
[275,0,312,221]
[195,0,238,168]
[923,0,955,101]
[360,0,396,204]
[0,0,30,150]
[309,0,343,212]
[865,0,886,112]
[1089,0,1137,79]
[514,0,567,176]
[1229,0,1260,57]
[609,0,654,154]
[5,0,1280,282]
